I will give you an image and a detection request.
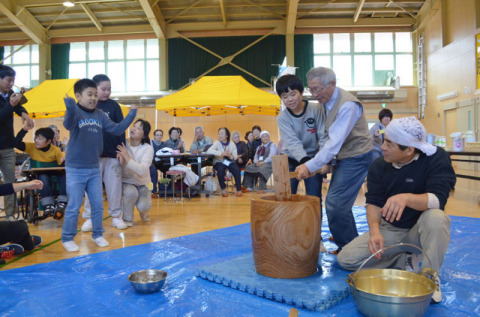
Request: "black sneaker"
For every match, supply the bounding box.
[44,204,55,217]
[31,235,42,248]
[53,202,66,220]
[0,243,24,259]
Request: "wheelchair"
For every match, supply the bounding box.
[17,158,64,226]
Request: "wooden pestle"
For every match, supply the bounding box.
[271,155,292,201]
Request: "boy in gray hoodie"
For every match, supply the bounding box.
[276,74,328,200]
[61,79,137,252]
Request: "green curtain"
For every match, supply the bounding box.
[51,43,70,79]
[0,47,4,64]
[168,35,285,89]
[294,34,314,86]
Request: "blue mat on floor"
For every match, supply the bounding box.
[1,207,480,316]
[196,253,349,312]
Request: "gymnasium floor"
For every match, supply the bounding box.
[0,172,479,315]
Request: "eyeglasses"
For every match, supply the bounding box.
[307,84,329,95]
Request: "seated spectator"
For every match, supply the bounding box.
[0,180,43,260]
[232,130,248,168]
[207,127,242,197]
[247,125,262,165]
[190,126,214,176]
[150,129,165,198]
[163,127,185,153]
[49,124,68,152]
[14,124,67,219]
[370,109,393,161]
[156,127,184,174]
[243,131,277,192]
[245,131,254,151]
[190,126,213,154]
[116,119,154,226]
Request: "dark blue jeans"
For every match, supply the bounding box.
[37,172,67,205]
[325,151,374,250]
[214,161,242,192]
[149,164,158,193]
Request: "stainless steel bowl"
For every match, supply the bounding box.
[347,243,436,317]
[348,268,436,317]
[128,269,167,294]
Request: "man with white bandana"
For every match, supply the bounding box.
[337,117,456,304]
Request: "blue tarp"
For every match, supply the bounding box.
[0,207,479,316]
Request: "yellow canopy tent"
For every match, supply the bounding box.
[23,79,77,119]
[156,76,280,116]
[21,79,130,118]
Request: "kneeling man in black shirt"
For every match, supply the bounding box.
[337,116,456,304]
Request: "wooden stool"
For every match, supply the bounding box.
[159,178,171,201]
[165,170,190,202]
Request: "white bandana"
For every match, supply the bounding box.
[385,116,437,156]
[260,130,270,138]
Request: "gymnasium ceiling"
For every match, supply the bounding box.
[0,0,430,44]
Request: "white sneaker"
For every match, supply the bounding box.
[112,217,128,229]
[92,236,109,247]
[431,275,442,304]
[6,216,15,222]
[405,253,422,273]
[62,241,79,252]
[81,219,93,232]
[139,211,150,222]
[124,220,134,227]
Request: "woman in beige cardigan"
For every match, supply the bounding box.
[207,127,242,197]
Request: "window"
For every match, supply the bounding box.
[2,44,40,89]
[313,32,413,87]
[69,39,160,93]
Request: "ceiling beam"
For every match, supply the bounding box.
[414,0,439,30]
[286,0,299,34]
[47,24,154,38]
[297,0,336,19]
[219,0,227,26]
[240,0,285,20]
[167,20,285,38]
[0,0,48,44]
[137,0,166,39]
[80,3,103,31]
[296,17,415,28]
[17,0,132,7]
[353,0,366,23]
[388,0,416,18]
[167,0,203,24]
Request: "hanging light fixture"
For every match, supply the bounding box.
[63,1,75,7]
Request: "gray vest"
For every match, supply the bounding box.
[256,142,273,161]
[325,88,372,160]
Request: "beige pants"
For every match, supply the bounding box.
[337,209,450,272]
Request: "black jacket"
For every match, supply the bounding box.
[0,91,28,150]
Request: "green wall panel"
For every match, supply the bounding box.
[168,35,286,89]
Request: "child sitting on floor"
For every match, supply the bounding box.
[61,79,137,252]
[15,124,67,219]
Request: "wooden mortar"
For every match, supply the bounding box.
[250,193,321,279]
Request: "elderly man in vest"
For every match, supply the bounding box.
[337,117,456,303]
[295,66,373,254]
